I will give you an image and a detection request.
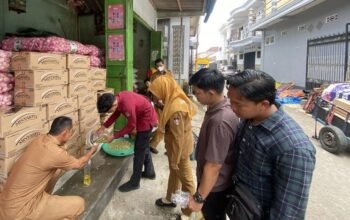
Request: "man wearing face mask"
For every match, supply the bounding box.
[150,58,174,82]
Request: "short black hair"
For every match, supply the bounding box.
[189,68,225,94]
[227,69,276,105]
[154,58,164,66]
[97,93,115,113]
[49,116,73,136]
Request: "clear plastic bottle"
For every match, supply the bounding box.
[83,159,91,186]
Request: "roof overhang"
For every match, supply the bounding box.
[229,36,262,52]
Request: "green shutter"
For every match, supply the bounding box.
[150,31,163,66]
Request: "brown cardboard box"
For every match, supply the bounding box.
[79,104,98,121]
[48,111,79,128]
[68,69,90,84]
[78,92,98,108]
[91,80,106,91]
[67,54,90,69]
[90,68,107,80]
[97,88,115,98]
[0,122,49,158]
[15,69,68,89]
[0,106,46,138]
[0,150,24,178]
[11,52,66,70]
[46,97,78,121]
[333,99,350,121]
[67,81,91,98]
[79,116,100,134]
[66,135,82,151]
[15,85,67,106]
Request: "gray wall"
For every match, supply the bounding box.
[262,0,350,87]
[0,0,78,40]
[133,20,151,84]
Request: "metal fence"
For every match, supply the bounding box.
[306,23,350,89]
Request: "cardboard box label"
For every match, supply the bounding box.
[68,69,90,84]
[15,85,67,107]
[47,97,78,120]
[0,106,46,137]
[11,52,66,70]
[0,123,48,157]
[90,68,107,80]
[67,54,90,69]
[68,82,91,97]
[15,70,68,89]
[91,80,106,91]
[78,92,98,108]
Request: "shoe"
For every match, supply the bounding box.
[141,172,156,180]
[118,181,140,192]
[155,198,176,208]
[176,214,190,220]
[150,147,159,154]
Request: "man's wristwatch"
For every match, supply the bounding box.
[193,191,205,204]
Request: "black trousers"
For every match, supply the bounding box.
[202,189,229,220]
[129,129,155,185]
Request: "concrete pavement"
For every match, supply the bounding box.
[99,103,350,220]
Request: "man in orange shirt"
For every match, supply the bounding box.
[0,116,97,220]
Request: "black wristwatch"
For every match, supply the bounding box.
[193,191,205,204]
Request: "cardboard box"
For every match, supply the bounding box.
[68,69,90,84]
[15,85,67,107]
[0,150,24,178]
[11,52,66,70]
[97,88,115,98]
[15,70,68,89]
[78,92,98,108]
[67,81,91,98]
[90,68,107,80]
[0,106,46,138]
[46,97,78,121]
[333,99,350,121]
[48,111,79,128]
[67,54,90,69]
[66,135,82,151]
[79,104,98,121]
[79,116,100,134]
[0,122,49,158]
[91,80,106,91]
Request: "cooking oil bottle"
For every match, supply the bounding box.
[83,159,91,186]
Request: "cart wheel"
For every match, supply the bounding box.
[319,126,348,154]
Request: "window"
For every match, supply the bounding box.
[265,35,275,46]
[239,54,244,60]
[257,51,261,58]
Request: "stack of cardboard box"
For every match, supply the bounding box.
[333,99,350,122]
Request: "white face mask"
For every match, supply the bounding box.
[157,66,164,72]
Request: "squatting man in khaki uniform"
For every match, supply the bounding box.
[0,116,97,220]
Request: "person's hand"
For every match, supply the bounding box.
[130,129,137,136]
[104,134,114,143]
[90,144,98,155]
[96,126,106,135]
[188,195,203,212]
[170,163,179,170]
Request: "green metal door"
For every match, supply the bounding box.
[150,31,163,66]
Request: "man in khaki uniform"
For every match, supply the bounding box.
[149,76,197,219]
[0,116,97,220]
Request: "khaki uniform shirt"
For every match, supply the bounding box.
[0,134,78,220]
[164,112,193,168]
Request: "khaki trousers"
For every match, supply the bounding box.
[27,193,85,220]
[166,155,195,216]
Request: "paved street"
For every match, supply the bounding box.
[99,102,350,220]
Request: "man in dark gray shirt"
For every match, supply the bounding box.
[188,68,239,220]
